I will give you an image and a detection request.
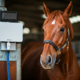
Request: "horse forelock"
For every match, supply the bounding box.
[43,10,64,26]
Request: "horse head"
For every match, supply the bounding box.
[40,1,74,69]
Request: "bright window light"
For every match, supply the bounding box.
[69,15,80,24]
[42,14,47,19]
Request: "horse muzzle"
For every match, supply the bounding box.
[40,55,56,69]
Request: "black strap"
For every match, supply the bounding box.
[60,40,68,51]
[67,21,69,39]
[43,40,59,51]
[43,39,68,52]
[60,21,69,51]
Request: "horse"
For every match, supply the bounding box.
[22,41,43,80]
[22,1,80,80]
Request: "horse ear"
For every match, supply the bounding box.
[63,1,73,17]
[43,2,50,17]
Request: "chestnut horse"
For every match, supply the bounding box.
[22,41,43,80]
[22,1,80,80]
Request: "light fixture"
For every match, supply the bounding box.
[31,28,38,33]
[23,28,30,34]
[18,21,25,26]
[38,6,43,10]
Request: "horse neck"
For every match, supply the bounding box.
[60,38,73,75]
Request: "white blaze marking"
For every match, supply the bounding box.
[52,20,55,25]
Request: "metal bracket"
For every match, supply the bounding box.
[0,42,16,51]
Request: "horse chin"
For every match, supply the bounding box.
[41,64,55,70]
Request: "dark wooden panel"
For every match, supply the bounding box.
[0,61,16,80]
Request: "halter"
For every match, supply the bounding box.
[43,21,70,64]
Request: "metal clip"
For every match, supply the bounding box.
[57,49,61,55]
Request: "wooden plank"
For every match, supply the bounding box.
[0,61,16,80]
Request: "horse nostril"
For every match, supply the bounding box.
[48,56,52,65]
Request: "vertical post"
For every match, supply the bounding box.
[0,0,5,6]
[0,0,7,11]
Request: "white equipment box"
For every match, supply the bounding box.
[0,22,23,42]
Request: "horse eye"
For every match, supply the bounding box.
[53,16,55,19]
[60,28,65,32]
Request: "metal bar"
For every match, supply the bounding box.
[0,0,5,6]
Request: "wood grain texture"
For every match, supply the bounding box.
[0,61,16,80]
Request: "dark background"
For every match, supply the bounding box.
[5,0,80,33]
